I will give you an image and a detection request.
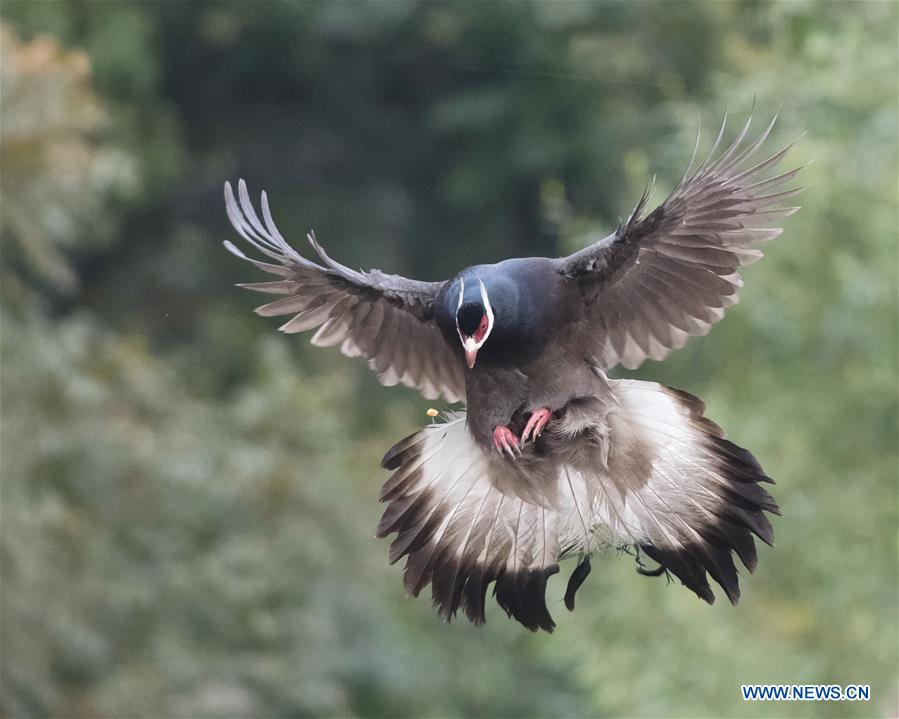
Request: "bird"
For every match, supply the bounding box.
[223,112,801,632]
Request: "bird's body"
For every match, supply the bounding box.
[223,112,801,631]
[435,258,594,448]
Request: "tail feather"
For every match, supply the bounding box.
[580,379,778,604]
[376,382,778,630]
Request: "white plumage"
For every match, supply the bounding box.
[377,376,777,630]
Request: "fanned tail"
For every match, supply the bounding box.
[554,379,778,605]
[378,414,560,631]
[376,382,778,630]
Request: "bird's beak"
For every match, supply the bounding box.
[462,337,479,368]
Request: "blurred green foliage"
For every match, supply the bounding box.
[1,2,896,717]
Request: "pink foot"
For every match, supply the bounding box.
[520,407,552,447]
[493,425,522,458]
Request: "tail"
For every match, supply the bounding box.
[377,412,562,632]
[572,379,779,605]
[376,381,778,631]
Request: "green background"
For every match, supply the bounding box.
[1,2,896,717]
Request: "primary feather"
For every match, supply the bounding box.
[555,113,804,369]
[224,180,464,402]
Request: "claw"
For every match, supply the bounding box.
[520,407,552,447]
[493,425,521,458]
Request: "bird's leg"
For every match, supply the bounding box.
[634,545,668,577]
[520,407,552,447]
[493,425,522,458]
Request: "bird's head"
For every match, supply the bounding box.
[455,278,494,368]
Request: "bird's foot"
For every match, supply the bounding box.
[520,407,552,447]
[493,425,522,458]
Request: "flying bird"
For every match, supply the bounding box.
[223,113,801,632]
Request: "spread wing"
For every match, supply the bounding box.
[555,113,804,370]
[224,180,465,402]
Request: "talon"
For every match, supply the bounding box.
[520,407,552,447]
[493,425,521,458]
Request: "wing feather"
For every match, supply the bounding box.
[555,114,802,370]
[223,180,464,402]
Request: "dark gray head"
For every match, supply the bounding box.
[437,258,558,370]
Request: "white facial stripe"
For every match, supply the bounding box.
[455,277,495,358]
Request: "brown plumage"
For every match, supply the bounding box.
[224,112,800,631]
